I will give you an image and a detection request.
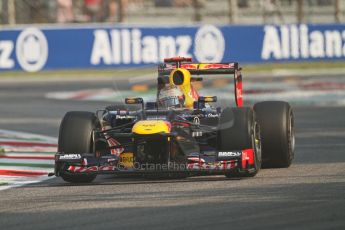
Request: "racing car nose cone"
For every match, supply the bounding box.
[132,120,171,135]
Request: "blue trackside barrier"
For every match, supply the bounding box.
[0,24,344,72]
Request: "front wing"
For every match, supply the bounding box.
[54,149,256,177]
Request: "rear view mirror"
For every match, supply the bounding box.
[195,96,217,109]
[125,97,144,105]
[198,96,217,103]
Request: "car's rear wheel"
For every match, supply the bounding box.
[57,111,99,183]
[254,101,295,168]
[218,107,261,178]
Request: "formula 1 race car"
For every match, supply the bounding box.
[52,57,295,183]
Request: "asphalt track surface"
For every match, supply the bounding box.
[0,77,345,230]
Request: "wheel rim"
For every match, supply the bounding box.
[254,123,261,167]
[253,121,262,170]
[288,111,295,160]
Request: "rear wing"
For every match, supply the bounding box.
[158,63,239,76]
[157,58,243,107]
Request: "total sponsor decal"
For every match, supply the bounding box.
[59,154,82,160]
[0,28,48,72]
[90,25,225,66]
[0,129,56,190]
[262,24,345,60]
[218,151,241,157]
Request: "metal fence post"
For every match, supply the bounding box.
[0,0,2,24]
[228,0,238,24]
[117,0,124,23]
[297,0,304,24]
[8,0,16,25]
[335,0,342,23]
[193,0,201,22]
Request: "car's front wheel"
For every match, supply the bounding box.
[218,107,261,178]
[57,111,100,183]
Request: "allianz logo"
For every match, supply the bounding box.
[262,24,345,60]
[0,28,48,72]
[90,25,225,65]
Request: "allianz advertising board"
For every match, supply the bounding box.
[0,24,345,72]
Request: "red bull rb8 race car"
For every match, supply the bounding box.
[52,57,295,183]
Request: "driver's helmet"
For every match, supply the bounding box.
[158,85,184,109]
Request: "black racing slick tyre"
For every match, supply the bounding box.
[218,107,261,178]
[57,111,100,183]
[254,101,295,168]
